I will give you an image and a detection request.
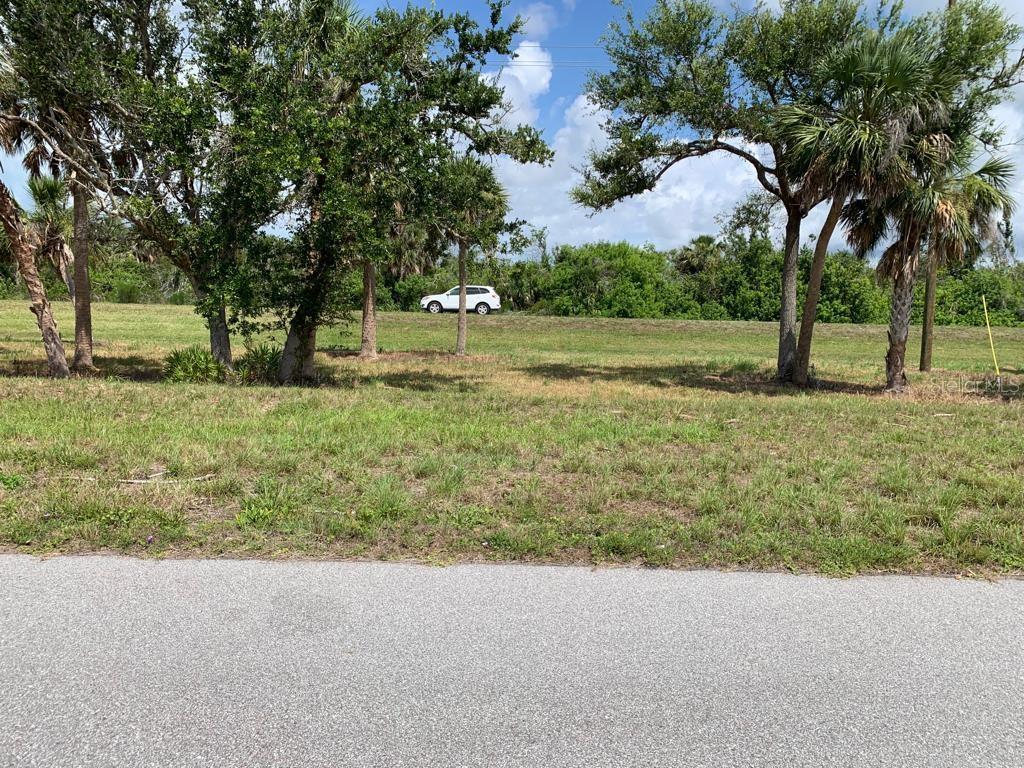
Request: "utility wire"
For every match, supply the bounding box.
[486,62,610,67]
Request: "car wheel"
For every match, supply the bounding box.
[475,303,490,315]
[428,301,443,314]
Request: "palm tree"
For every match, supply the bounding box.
[385,218,446,283]
[918,152,1015,371]
[844,129,1011,391]
[26,176,75,300]
[671,235,723,277]
[0,176,70,377]
[0,59,95,371]
[777,30,949,386]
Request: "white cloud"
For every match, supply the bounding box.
[495,95,765,250]
[491,42,553,126]
[989,83,1024,254]
[518,3,560,40]
[496,84,1024,255]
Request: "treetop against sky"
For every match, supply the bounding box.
[2,0,1021,251]
[372,0,1024,251]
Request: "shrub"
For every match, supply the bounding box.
[922,266,1024,327]
[110,278,143,304]
[168,290,191,305]
[91,257,162,303]
[375,287,399,311]
[816,252,888,324]
[606,278,663,318]
[0,276,20,300]
[235,343,283,385]
[699,300,729,320]
[163,345,226,384]
[660,283,702,318]
[393,274,433,311]
[547,241,673,318]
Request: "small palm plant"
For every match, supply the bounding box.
[163,346,227,384]
[26,176,75,299]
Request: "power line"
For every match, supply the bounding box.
[484,45,1024,70]
[486,61,609,67]
[514,43,606,49]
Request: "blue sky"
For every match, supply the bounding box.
[437,0,1024,253]
[353,0,787,250]
[370,0,1022,255]
[4,0,1022,254]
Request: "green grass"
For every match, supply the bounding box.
[1,300,1023,575]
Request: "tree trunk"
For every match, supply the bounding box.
[188,276,233,367]
[48,241,75,301]
[919,0,955,369]
[360,258,378,360]
[793,194,845,386]
[913,6,957,375]
[70,182,94,371]
[455,239,468,356]
[0,181,69,377]
[886,249,921,392]
[279,322,303,385]
[777,209,802,381]
[919,242,939,372]
[301,325,317,379]
[209,303,233,369]
[278,316,317,384]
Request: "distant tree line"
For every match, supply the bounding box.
[11,202,1020,328]
[5,184,1020,332]
[381,217,1024,327]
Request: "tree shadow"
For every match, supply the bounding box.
[0,354,165,381]
[3,347,1014,400]
[0,345,484,393]
[326,368,482,393]
[319,346,494,362]
[517,361,882,397]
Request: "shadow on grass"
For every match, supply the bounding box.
[0,351,480,393]
[4,348,1016,400]
[0,354,165,381]
[517,361,882,397]
[327,369,483,393]
[320,346,494,361]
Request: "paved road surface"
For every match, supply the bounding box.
[1,555,1022,767]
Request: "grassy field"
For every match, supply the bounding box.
[2,299,1023,575]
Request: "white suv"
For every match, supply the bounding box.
[420,285,501,315]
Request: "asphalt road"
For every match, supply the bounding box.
[1,555,1022,767]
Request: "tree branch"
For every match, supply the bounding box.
[671,138,782,198]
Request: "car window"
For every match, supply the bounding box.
[468,287,484,295]
[447,288,460,295]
